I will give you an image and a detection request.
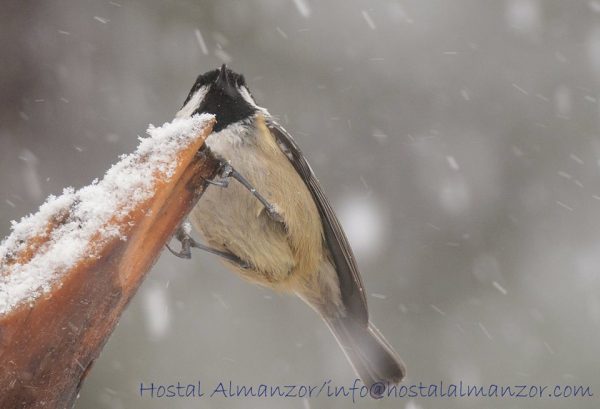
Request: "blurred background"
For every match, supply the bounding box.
[1,0,600,408]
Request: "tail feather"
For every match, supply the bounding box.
[325,316,406,396]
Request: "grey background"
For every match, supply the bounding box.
[1,0,599,408]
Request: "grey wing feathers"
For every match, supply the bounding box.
[267,121,368,325]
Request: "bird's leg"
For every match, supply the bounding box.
[167,224,251,269]
[205,162,284,223]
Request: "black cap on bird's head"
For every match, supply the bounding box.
[180,65,258,132]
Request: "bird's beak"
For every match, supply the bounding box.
[216,64,230,87]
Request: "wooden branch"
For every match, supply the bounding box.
[0,116,219,409]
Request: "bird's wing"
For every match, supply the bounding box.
[266,120,368,324]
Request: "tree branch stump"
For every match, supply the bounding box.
[0,115,219,408]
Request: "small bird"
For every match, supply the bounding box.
[171,65,405,394]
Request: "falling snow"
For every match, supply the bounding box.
[492,281,508,295]
[292,0,311,18]
[214,48,232,63]
[93,16,110,24]
[446,155,460,171]
[194,29,209,55]
[361,10,376,30]
[143,283,170,338]
[337,196,385,258]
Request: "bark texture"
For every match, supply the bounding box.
[0,119,218,409]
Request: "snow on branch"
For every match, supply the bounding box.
[0,114,214,315]
[0,113,218,409]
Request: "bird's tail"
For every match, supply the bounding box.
[324,315,406,397]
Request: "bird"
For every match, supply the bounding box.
[170,64,405,395]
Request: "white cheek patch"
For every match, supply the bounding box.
[176,86,208,118]
[239,86,270,116]
[239,86,257,107]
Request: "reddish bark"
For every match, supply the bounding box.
[0,119,218,408]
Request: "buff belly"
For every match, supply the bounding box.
[188,117,323,292]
